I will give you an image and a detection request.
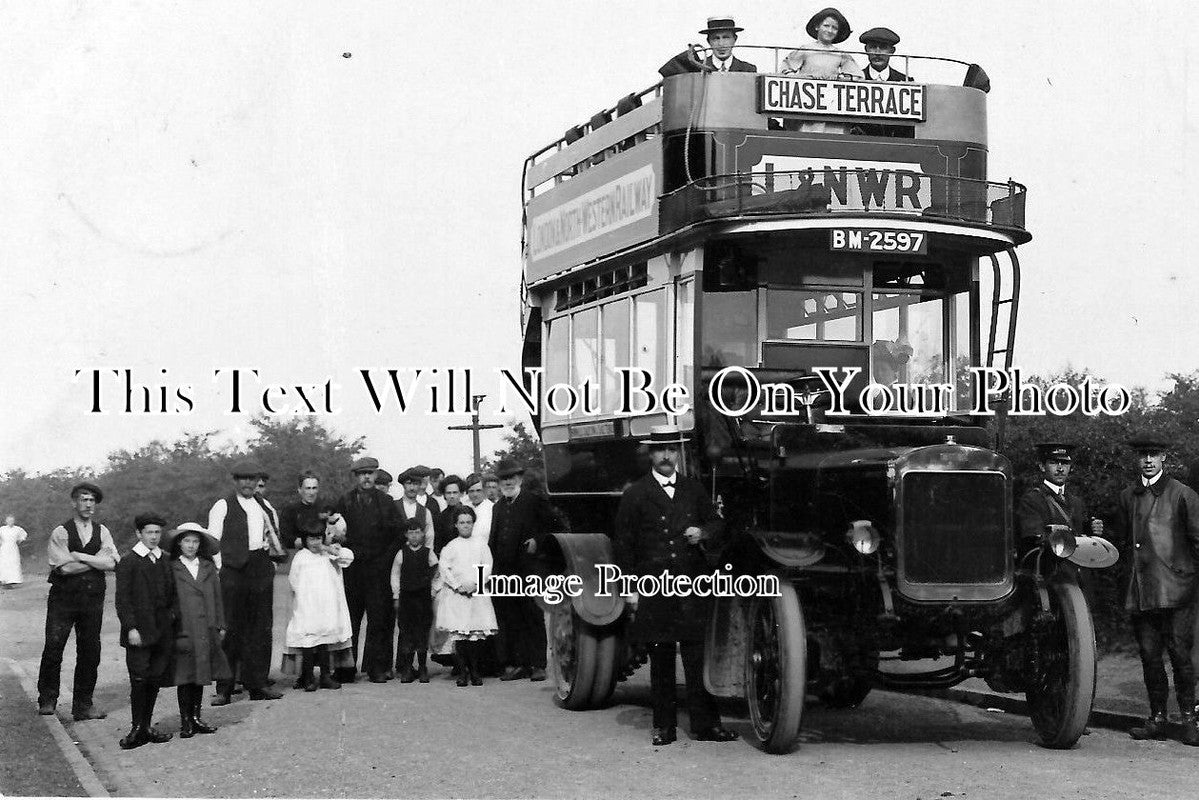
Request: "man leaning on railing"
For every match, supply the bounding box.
[659,16,756,77]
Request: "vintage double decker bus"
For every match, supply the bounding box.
[519,45,1097,754]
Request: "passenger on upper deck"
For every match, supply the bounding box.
[779,7,864,80]
[658,16,756,77]
[859,27,908,82]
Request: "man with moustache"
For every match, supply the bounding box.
[334,457,403,682]
[37,482,119,719]
[1016,443,1104,548]
[280,471,340,550]
[1117,437,1199,745]
[613,425,736,747]
[208,460,283,704]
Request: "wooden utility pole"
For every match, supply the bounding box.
[447,394,503,475]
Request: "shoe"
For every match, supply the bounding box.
[501,666,530,681]
[71,705,107,721]
[1130,713,1169,740]
[178,694,196,739]
[652,727,677,746]
[367,673,388,684]
[529,668,547,682]
[470,673,483,687]
[190,688,217,735]
[145,726,173,744]
[417,666,429,684]
[119,727,149,750]
[232,686,244,695]
[1181,714,1199,746]
[210,693,232,707]
[694,726,739,742]
[37,700,55,716]
[292,677,306,690]
[399,668,417,684]
[384,669,396,681]
[248,688,283,701]
[456,673,470,687]
[318,674,341,690]
[304,678,318,692]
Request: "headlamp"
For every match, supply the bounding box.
[846,520,881,555]
[1044,524,1077,559]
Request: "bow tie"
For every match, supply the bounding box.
[662,479,675,488]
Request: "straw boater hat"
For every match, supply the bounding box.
[699,16,743,35]
[806,7,851,44]
[640,423,690,447]
[164,522,220,558]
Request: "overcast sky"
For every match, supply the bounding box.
[0,1,1196,476]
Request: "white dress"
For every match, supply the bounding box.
[285,546,355,648]
[434,536,497,640]
[0,525,28,584]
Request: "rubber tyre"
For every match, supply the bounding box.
[1026,580,1096,749]
[551,608,598,710]
[746,581,807,754]
[587,627,621,708]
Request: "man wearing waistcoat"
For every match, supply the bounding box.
[613,425,737,747]
[208,460,283,705]
[36,482,119,719]
[396,467,436,550]
[1118,437,1199,745]
[334,457,403,682]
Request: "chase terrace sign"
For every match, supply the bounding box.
[759,76,925,121]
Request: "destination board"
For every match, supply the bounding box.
[759,77,925,121]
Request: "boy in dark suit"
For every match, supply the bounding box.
[115,513,176,749]
[613,425,737,747]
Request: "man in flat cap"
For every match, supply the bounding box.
[396,467,436,550]
[36,481,119,719]
[1117,437,1199,744]
[491,458,560,681]
[614,425,735,746]
[333,457,403,682]
[207,460,283,704]
[659,16,756,77]
[856,27,914,138]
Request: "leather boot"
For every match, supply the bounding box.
[416,651,429,684]
[454,645,470,687]
[467,642,483,686]
[317,648,340,690]
[1180,713,1199,746]
[143,684,172,744]
[398,650,416,683]
[119,682,149,750]
[301,649,318,692]
[191,686,218,734]
[178,686,196,739]
[1129,711,1169,740]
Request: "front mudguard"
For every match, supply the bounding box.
[538,533,626,626]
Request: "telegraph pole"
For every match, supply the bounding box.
[447,394,503,475]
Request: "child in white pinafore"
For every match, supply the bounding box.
[433,505,497,686]
[285,522,354,691]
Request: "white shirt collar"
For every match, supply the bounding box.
[713,55,732,71]
[1143,472,1164,487]
[868,65,889,80]
[1042,480,1064,497]
[132,541,163,560]
[652,469,677,487]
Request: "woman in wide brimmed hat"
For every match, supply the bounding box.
[780,7,863,80]
[162,524,231,739]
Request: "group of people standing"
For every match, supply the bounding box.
[29,453,566,749]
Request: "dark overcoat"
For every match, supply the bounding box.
[168,557,232,685]
[1119,476,1199,611]
[613,473,725,643]
[1016,483,1089,544]
[115,551,176,647]
[491,490,561,577]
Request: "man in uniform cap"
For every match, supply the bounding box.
[659,16,756,77]
[1117,437,1199,744]
[37,481,119,718]
[332,456,403,682]
[207,460,283,704]
[1016,443,1102,549]
[614,425,735,746]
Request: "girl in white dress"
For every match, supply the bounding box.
[434,506,497,686]
[0,515,29,587]
[285,523,355,691]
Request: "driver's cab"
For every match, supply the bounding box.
[699,230,978,419]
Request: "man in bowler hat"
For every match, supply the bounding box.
[491,458,559,681]
[333,456,403,682]
[1117,437,1199,744]
[614,425,737,746]
[660,16,756,77]
[37,481,119,719]
[208,460,283,704]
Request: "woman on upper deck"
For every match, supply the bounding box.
[780,7,864,80]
